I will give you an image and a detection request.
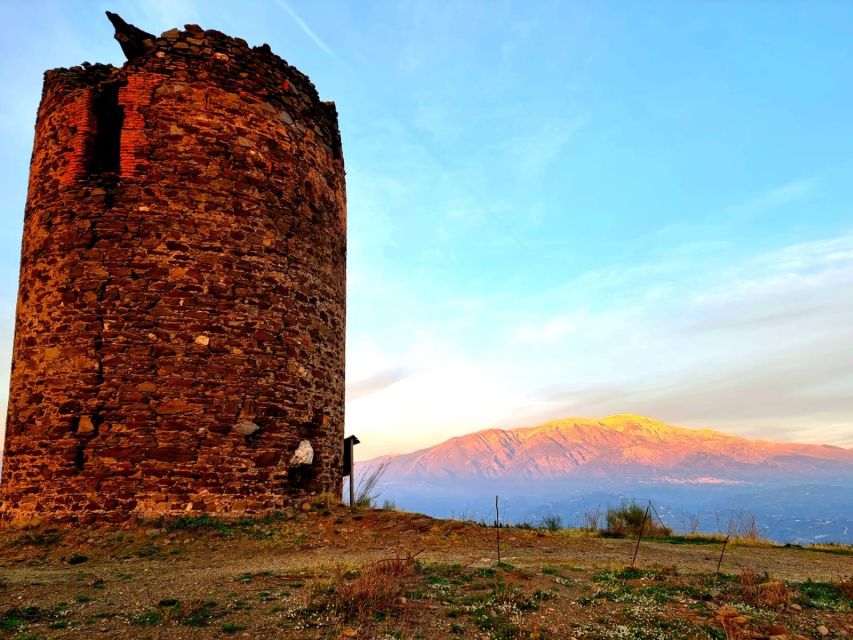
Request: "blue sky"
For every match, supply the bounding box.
[1,1,852,458]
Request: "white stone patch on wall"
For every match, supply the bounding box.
[290,440,313,465]
[232,420,260,436]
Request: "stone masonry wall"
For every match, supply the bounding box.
[0,15,346,523]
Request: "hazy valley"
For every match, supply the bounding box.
[366,415,853,544]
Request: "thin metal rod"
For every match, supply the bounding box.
[716,535,730,574]
[630,503,650,568]
[648,500,667,534]
[495,495,501,565]
[348,440,355,511]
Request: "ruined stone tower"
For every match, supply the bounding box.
[0,13,346,523]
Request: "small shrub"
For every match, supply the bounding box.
[310,493,340,511]
[157,599,218,626]
[724,510,764,542]
[680,511,702,535]
[14,530,62,547]
[716,605,752,640]
[0,606,46,630]
[757,581,791,608]
[0,614,24,631]
[308,556,417,621]
[738,569,777,605]
[540,515,562,532]
[603,501,671,538]
[582,507,602,531]
[131,610,163,626]
[222,622,247,633]
[350,462,390,509]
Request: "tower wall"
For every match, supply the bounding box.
[0,19,346,523]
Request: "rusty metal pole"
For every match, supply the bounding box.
[495,495,501,565]
[349,466,355,511]
[344,435,359,511]
[348,438,355,512]
[630,503,650,568]
[716,535,730,574]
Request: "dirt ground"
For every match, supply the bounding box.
[0,504,850,639]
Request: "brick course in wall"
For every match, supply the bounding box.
[0,14,346,523]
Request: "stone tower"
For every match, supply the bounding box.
[0,13,346,523]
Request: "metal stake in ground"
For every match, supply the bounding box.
[630,502,651,568]
[648,500,668,533]
[495,495,501,565]
[343,435,360,510]
[716,534,731,574]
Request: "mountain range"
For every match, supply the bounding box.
[363,415,853,544]
[367,414,852,485]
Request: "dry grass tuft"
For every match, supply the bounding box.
[352,462,390,509]
[738,569,761,602]
[837,577,853,600]
[308,554,419,621]
[12,529,62,548]
[311,492,341,510]
[757,581,791,608]
[737,569,792,608]
[715,604,752,640]
[582,507,602,531]
[156,598,213,625]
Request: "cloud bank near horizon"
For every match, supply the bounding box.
[346,231,853,459]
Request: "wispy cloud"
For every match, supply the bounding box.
[512,314,578,344]
[730,178,817,218]
[117,0,204,34]
[346,231,853,457]
[273,0,337,59]
[513,117,586,181]
[346,367,409,402]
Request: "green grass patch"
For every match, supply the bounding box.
[165,514,234,536]
[134,544,160,558]
[656,535,726,545]
[794,580,852,612]
[132,610,163,626]
[0,614,25,631]
[594,567,666,582]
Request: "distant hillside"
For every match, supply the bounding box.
[367,414,853,485]
[363,415,853,543]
